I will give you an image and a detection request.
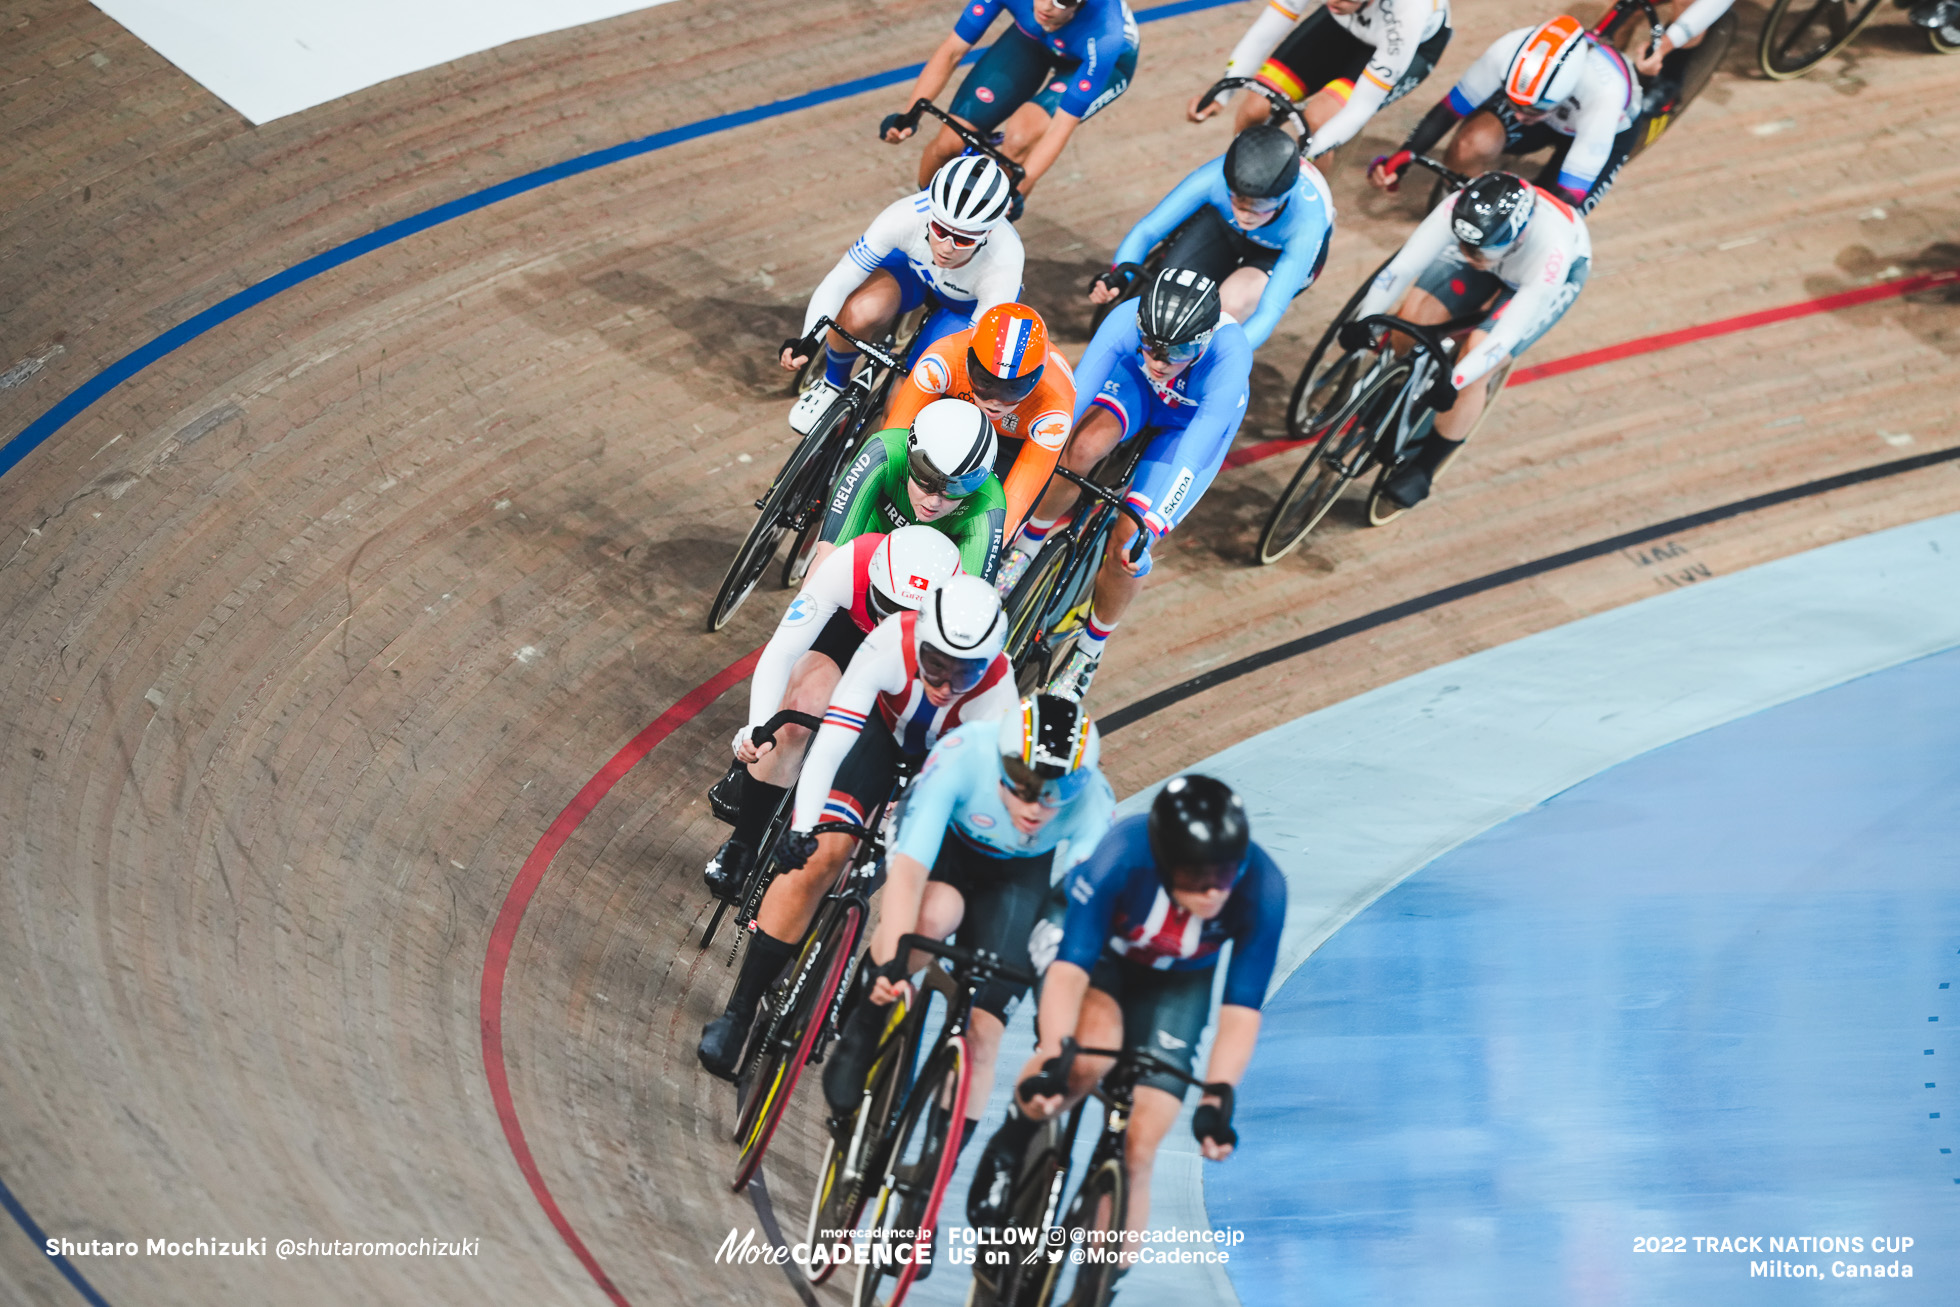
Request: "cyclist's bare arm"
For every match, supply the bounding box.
[887,34,974,140]
[867,852,932,996]
[1016,110,1082,197]
[1194,1004,1262,1158]
[1016,959,1093,1117]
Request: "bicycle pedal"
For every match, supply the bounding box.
[752,497,768,510]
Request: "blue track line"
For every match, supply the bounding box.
[0,1170,113,1307]
[0,0,1244,482]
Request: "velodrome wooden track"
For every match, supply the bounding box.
[2,0,1957,1301]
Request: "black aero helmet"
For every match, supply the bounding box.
[1147,774,1250,891]
[1223,124,1301,200]
[1137,267,1222,351]
[1451,172,1536,252]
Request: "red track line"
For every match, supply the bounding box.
[480,646,763,1307]
[1222,267,1960,473]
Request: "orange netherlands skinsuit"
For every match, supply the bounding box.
[884,326,1076,538]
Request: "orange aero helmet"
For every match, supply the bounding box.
[966,304,1049,406]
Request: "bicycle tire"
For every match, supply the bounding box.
[707,394,855,632]
[985,1141,1071,1307]
[1256,358,1408,563]
[1757,0,1886,77]
[1932,15,1960,51]
[1031,1157,1127,1307]
[780,434,849,590]
[1285,257,1391,441]
[1003,530,1080,679]
[854,1037,971,1307]
[1365,356,1511,527]
[731,901,864,1191]
[801,995,922,1285]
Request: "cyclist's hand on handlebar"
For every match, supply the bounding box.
[1633,36,1672,78]
[1337,321,1375,354]
[866,953,912,1006]
[779,830,820,870]
[1088,266,1133,304]
[1016,1052,1070,1118]
[880,112,915,144]
[1425,374,1458,413]
[1368,149,1414,192]
[1186,88,1224,122]
[780,335,819,371]
[1192,1095,1238,1159]
[732,723,770,765]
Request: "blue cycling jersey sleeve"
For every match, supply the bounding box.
[893,721,1121,866]
[953,0,1007,44]
[1241,179,1333,351]
[1055,814,1149,973]
[1071,300,1139,426]
[1219,843,1287,1009]
[1112,163,1217,268]
[1182,321,1255,442]
[891,728,974,869]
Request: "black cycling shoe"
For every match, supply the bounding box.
[1382,460,1434,510]
[821,997,884,1113]
[702,838,754,900]
[966,1114,1036,1228]
[697,1013,746,1082]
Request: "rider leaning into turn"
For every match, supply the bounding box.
[969,775,1287,1252]
[884,302,1077,539]
[815,396,1009,582]
[1091,124,1333,352]
[704,525,963,901]
[1005,268,1252,701]
[820,694,1115,1157]
[882,0,1140,205]
[1347,170,1592,511]
[1369,15,1640,214]
[783,155,1022,434]
[697,576,1021,1079]
[1195,0,1453,158]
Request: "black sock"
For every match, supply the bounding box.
[1416,434,1462,473]
[991,1105,1039,1154]
[957,1117,981,1159]
[726,930,795,1023]
[732,776,787,849]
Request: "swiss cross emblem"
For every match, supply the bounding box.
[910,574,932,589]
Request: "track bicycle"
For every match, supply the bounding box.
[1758,0,1926,76]
[1257,303,1510,562]
[967,1039,1233,1307]
[708,319,910,631]
[805,935,1037,1307]
[700,709,821,951]
[728,757,919,1190]
[1084,77,1310,337]
[1001,453,1151,696]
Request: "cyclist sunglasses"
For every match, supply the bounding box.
[919,643,990,693]
[928,219,987,249]
[1231,192,1287,214]
[1140,335,1209,366]
[1001,755,1093,808]
[908,446,991,499]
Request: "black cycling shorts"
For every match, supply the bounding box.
[925,833,1054,1021]
[1157,203,1327,291]
[1258,8,1451,109]
[820,713,915,831]
[948,25,1138,134]
[1482,95,1640,215]
[809,608,868,672]
[1087,952,1216,1099]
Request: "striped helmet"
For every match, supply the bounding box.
[966,304,1048,405]
[928,155,1014,236]
[1505,16,1589,112]
[997,693,1100,806]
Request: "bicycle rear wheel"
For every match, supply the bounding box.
[853,1037,970,1307]
[1004,532,1081,683]
[731,901,864,1190]
[1256,359,1407,563]
[1758,0,1885,77]
[1365,357,1512,527]
[1031,1157,1127,1307]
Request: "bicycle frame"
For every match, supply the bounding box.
[1004,451,1151,681]
[1346,309,1487,467]
[900,99,1027,189]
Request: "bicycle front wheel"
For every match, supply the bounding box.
[853,1036,971,1307]
[801,994,920,1285]
[1004,533,1080,686]
[1758,0,1885,77]
[1256,359,1408,564]
[1365,357,1512,527]
[1286,258,1390,441]
[1032,1157,1127,1307]
[731,901,864,1190]
[708,394,854,631]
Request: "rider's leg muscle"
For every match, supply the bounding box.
[1219,266,1269,324]
[1121,1085,1185,1239]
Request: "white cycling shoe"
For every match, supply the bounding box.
[788,381,842,436]
[1046,644,1103,701]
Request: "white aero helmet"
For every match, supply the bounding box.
[1504,16,1589,113]
[913,573,1005,693]
[928,155,1014,237]
[908,398,998,499]
[867,524,962,624]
